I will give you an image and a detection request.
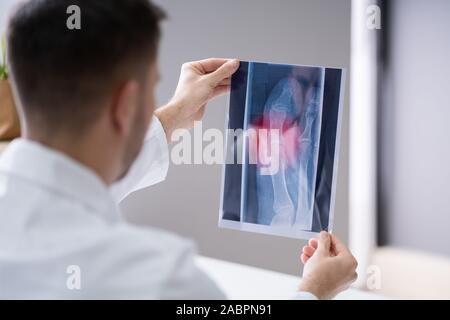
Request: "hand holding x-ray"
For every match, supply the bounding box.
[156,58,239,142]
[299,231,358,299]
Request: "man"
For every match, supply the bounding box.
[0,0,357,299]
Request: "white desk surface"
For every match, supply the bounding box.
[196,256,386,300]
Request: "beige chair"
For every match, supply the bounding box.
[0,141,9,153]
[370,247,450,299]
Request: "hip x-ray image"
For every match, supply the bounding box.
[219,61,345,239]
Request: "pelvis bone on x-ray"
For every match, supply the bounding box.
[220,61,345,239]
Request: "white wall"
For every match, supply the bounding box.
[0,1,18,36]
[379,0,450,256]
[121,0,351,275]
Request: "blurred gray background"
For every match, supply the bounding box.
[120,0,351,275]
[378,0,450,256]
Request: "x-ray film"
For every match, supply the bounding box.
[219,61,345,239]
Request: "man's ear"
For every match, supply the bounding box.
[110,80,139,137]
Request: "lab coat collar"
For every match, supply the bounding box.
[0,138,121,223]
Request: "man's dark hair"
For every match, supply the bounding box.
[7,0,166,135]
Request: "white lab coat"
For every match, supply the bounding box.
[0,116,225,299]
[0,116,316,300]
